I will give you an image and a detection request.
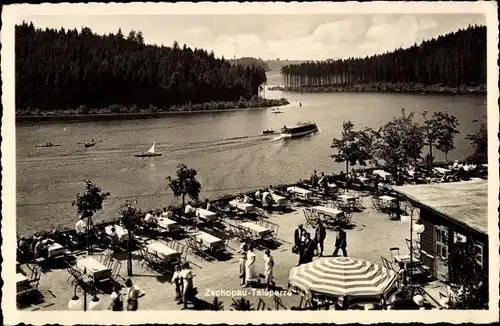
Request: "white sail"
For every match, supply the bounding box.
[147,143,156,154]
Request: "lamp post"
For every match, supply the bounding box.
[408,208,425,295]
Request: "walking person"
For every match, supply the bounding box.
[293,224,305,254]
[124,278,145,311]
[108,283,124,311]
[171,264,183,302]
[245,244,257,287]
[299,233,317,265]
[332,227,348,257]
[263,249,275,290]
[314,221,326,256]
[239,243,248,285]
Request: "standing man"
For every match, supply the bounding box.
[332,227,348,257]
[293,224,305,253]
[315,221,326,256]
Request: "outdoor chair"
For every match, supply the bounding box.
[405,239,421,260]
[389,247,400,261]
[111,260,122,280]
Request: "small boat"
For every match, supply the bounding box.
[78,139,101,148]
[281,122,318,138]
[271,108,283,114]
[299,102,302,107]
[262,129,275,135]
[135,142,162,157]
[36,142,61,148]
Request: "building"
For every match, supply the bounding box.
[392,179,488,283]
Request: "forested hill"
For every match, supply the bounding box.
[229,57,270,71]
[280,25,486,93]
[15,22,270,113]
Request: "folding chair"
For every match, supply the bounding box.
[112,261,122,280]
[389,247,400,261]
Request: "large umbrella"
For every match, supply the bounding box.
[289,257,398,299]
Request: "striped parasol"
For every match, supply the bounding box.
[289,257,398,299]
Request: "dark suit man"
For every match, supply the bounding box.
[332,227,348,257]
[298,233,316,265]
[315,222,326,256]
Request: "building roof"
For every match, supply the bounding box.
[392,179,489,235]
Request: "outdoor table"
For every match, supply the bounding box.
[378,195,396,202]
[229,200,256,213]
[16,273,30,292]
[373,170,392,180]
[433,167,451,175]
[357,176,369,184]
[311,206,344,218]
[47,242,66,257]
[240,222,273,238]
[105,225,130,243]
[157,217,179,231]
[193,231,224,250]
[287,186,313,199]
[196,208,218,222]
[146,241,181,262]
[76,257,112,281]
[338,194,358,201]
[271,193,286,205]
[393,254,421,269]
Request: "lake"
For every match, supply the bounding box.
[16,71,486,234]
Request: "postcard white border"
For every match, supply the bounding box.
[2,1,499,324]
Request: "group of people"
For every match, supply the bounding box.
[254,187,273,206]
[109,278,146,311]
[293,222,348,265]
[238,243,275,290]
[171,262,196,310]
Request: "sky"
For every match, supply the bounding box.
[18,13,485,60]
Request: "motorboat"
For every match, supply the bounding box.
[135,142,162,157]
[281,122,318,138]
[271,108,283,114]
[262,129,275,135]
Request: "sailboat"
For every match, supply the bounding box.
[135,142,162,157]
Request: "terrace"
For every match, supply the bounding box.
[16,182,448,311]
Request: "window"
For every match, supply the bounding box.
[474,242,484,267]
[435,227,449,259]
[454,232,467,243]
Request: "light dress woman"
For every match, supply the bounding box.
[245,246,257,285]
[263,249,274,289]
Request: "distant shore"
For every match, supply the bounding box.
[16,97,290,123]
[267,83,487,95]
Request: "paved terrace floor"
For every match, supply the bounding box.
[20,196,428,311]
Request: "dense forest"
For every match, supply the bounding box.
[15,22,286,115]
[279,25,486,93]
[229,57,270,71]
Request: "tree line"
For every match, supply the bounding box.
[280,25,486,91]
[331,109,486,185]
[15,22,269,113]
[229,57,270,72]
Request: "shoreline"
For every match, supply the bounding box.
[16,98,290,123]
[267,84,487,95]
[17,161,487,238]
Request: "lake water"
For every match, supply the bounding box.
[16,71,486,234]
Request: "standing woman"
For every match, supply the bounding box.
[125,278,145,311]
[245,244,257,287]
[239,243,248,285]
[263,249,275,290]
[181,262,194,310]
